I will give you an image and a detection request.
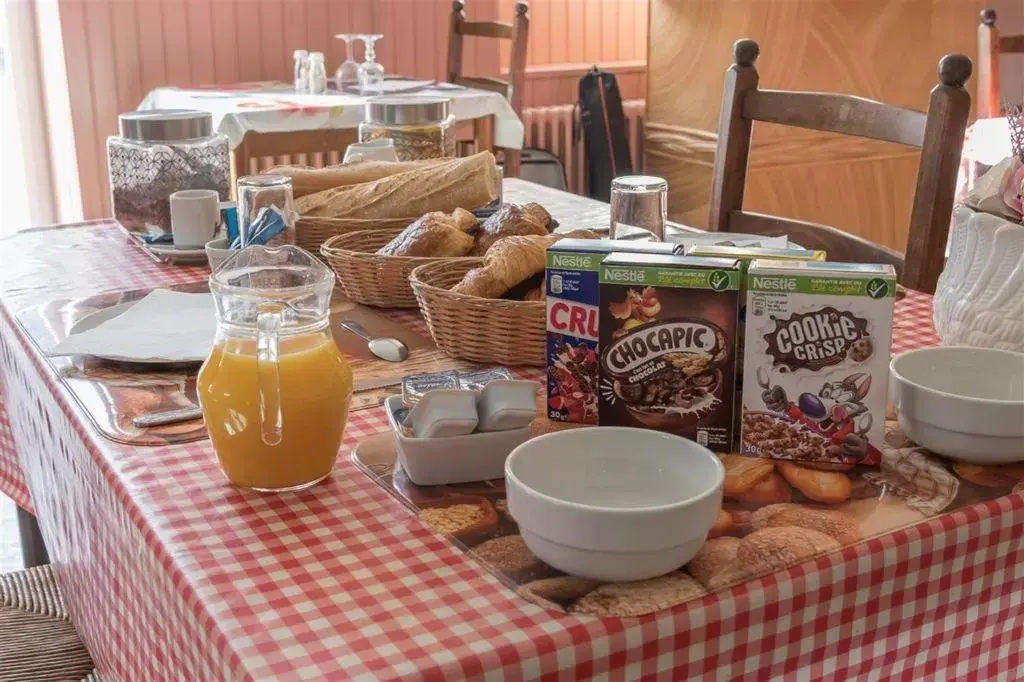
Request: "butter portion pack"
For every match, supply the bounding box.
[545,239,678,424]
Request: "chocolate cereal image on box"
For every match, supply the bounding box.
[741,260,896,466]
[598,253,741,451]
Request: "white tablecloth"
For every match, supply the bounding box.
[140,80,524,150]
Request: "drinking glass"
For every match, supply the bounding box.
[358,33,385,95]
[334,33,360,87]
[236,175,296,247]
[609,175,668,241]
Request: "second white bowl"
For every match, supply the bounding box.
[890,347,1024,463]
[505,427,724,582]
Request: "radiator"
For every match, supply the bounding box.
[521,99,645,195]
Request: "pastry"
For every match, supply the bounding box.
[777,461,852,504]
[736,473,792,505]
[295,151,500,218]
[708,527,840,590]
[470,535,541,574]
[953,462,1024,489]
[558,228,603,240]
[568,572,707,617]
[469,202,553,256]
[750,503,860,544]
[720,455,775,498]
[708,509,734,538]
[521,286,545,302]
[377,209,478,257]
[518,577,599,610]
[688,537,740,587]
[452,235,560,299]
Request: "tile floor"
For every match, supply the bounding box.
[0,495,24,572]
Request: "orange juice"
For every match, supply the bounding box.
[198,330,353,490]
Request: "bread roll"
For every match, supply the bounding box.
[295,151,500,219]
[267,158,449,197]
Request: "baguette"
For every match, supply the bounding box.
[295,151,501,219]
[268,158,449,197]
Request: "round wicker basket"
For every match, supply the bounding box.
[296,215,414,253]
[321,230,459,308]
[410,259,546,366]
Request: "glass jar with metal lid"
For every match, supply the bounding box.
[107,109,230,234]
[358,96,456,161]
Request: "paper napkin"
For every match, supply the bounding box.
[51,290,217,363]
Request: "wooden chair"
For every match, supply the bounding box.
[447,0,529,177]
[978,8,1024,118]
[708,39,973,294]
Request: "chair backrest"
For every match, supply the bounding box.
[446,1,530,119]
[708,39,972,294]
[978,8,1024,118]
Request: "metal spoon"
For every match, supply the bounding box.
[338,321,408,362]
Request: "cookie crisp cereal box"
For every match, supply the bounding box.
[741,260,896,466]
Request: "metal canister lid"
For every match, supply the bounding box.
[365,97,450,126]
[118,109,214,142]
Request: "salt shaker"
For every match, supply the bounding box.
[307,52,328,94]
[293,49,309,92]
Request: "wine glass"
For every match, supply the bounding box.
[334,33,360,87]
[358,34,385,95]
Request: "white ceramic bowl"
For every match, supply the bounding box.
[890,347,1024,463]
[505,427,724,582]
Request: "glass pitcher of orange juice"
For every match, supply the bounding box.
[198,245,352,491]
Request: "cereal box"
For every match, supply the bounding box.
[545,239,678,424]
[598,252,741,451]
[741,260,896,465]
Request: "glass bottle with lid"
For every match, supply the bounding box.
[107,109,230,234]
[358,96,456,161]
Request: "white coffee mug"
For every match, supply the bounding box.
[170,189,221,248]
[343,139,399,163]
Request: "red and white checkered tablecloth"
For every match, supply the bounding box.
[0,207,1021,680]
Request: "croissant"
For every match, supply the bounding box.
[377,208,477,257]
[468,203,553,256]
[452,235,560,298]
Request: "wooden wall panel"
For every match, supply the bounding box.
[646,0,988,251]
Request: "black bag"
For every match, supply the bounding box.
[577,67,633,201]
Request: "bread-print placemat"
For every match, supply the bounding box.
[353,416,1024,617]
[16,283,471,445]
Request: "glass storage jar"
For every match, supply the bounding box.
[358,96,456,161]
[108,109,230,234]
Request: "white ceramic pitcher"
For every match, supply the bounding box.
[933,205,1024,351]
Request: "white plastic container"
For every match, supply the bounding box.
[476,380,538,432]
[405,389,478,438]
[385,396,530,485]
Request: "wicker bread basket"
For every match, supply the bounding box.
[410,259,546,366]
[321,230,460,308]
[296,215,414,253]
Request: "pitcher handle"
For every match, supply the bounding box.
[256,307,283,446]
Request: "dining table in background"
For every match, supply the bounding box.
[139,80,525,175]
[0,180,1021,680]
